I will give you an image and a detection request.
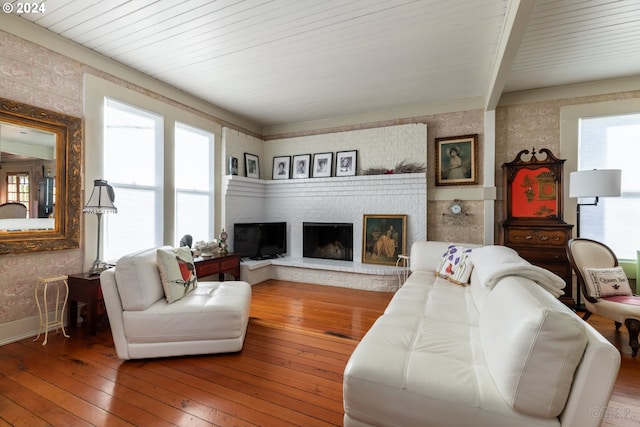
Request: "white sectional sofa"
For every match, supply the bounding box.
[344,241,621,427]
[100,246,251,360]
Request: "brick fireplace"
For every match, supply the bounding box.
[221,172,426,290]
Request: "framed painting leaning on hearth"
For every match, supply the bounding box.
[362,214,407,265]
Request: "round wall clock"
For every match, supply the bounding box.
[449,201,463,215]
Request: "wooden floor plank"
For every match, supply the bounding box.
[1,279,638,426]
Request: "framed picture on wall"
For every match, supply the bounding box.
[292,154,311,179]
[228,156,238,175]
[435,134,478,186]
[362,214,407,265]
[312,152,333,178]
[336,150,357,176]
[244,153,260,179]
[272,156,291,179]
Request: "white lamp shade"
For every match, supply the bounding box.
[569,169,621,198]
[83,179,117,214]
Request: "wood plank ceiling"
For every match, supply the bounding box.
[9,0,640,130]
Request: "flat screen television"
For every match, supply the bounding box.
[233,222,287,259]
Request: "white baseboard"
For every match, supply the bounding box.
[0,310,73,346]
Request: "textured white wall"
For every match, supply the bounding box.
[264,124,427,177]
[222,123,428,264]
[223,174,426,261]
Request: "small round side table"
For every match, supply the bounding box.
[33,275,70,345]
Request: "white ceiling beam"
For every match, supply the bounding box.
[484,0,538,111]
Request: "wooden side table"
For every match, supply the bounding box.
[193,254,240,282]
[194,253,241,281]
[67,273,103,336]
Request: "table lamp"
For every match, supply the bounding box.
[83,179,117,275]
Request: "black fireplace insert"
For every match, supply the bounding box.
[303,222,353,261]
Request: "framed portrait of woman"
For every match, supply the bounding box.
[362,214,407,265]
[435,134,478,186]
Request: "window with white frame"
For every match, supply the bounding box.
[6,172,30,215]
[174,122,214,245]
[578,112,640,259]
[103,98,163,261]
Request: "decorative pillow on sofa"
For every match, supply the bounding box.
[584,266,632,298]
[156,246,198,304]
[435,244,474,286]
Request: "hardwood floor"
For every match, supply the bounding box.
[0,279,638,426]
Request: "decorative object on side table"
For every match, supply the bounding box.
[194,240,219,258]
[83,179,117,275]
[218,229,229,255]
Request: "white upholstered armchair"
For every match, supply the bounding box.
[567,238,640,357]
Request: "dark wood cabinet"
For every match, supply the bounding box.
[67,273,104,336]
[500,148,574,306]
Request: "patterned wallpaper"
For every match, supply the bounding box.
[0,31,84,324]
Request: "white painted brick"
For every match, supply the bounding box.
[224,124,427,290]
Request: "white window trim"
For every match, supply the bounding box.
[560,97,640,258]
[83,74,223,270]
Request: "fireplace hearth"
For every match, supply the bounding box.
[303,222,353,261]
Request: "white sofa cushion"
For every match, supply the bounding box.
[345,273,560,427]
[480,278,588,418]
[122,281,251,343]
[115,246,168,311]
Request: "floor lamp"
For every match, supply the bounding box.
[83,179,117,275]
[569,169,621,310]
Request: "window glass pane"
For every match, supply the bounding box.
[104,187,159,260]
[579,113,640,259]
[174,123,214,246]
[105,100,161,186]
[6,173,30,215]
[104,99,163,260]
[175,124,211,191]
[175,192,211,244]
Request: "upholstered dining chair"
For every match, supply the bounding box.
[0,202,27,219]
[567,238,640,357]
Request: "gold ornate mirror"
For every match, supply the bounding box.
[0,97,82,253]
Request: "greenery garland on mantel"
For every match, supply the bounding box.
[362,160,426,175]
